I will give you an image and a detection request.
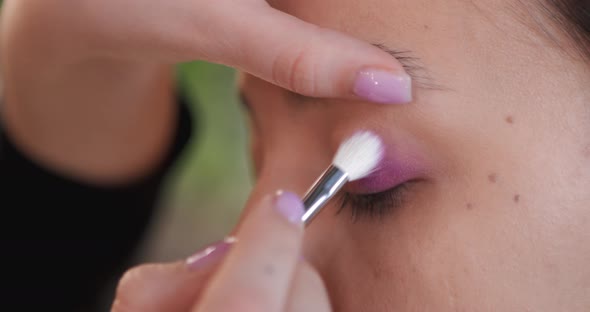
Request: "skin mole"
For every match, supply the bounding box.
[372,266,382,279]
[505,115,514,124]
[466,203,474,210]
[488,173,498,183]
[513,194,520,203]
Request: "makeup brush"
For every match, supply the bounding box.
[302,131,384,226]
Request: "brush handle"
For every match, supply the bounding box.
[302,165,349,226]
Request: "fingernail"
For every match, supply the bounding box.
[353,68,412,104]
[274,190,305,226]
[185,237,236,271]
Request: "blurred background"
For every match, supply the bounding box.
[101,62,252,308]
[143,62,251,263]
[0,2,251,259]
[0,1,254,307]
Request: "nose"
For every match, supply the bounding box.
[239,137,346,269]
[236,132,340,238]
[246,139,331,215]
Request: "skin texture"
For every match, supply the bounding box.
[239,0,590,311]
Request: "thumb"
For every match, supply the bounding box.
[111,239,232,312]
[213,5,413,104]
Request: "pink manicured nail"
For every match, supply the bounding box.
[353,69,412,104]
[185,237,235,271]
[274,190,305,225]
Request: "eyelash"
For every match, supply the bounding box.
[337,182,413,221]
[372,44,445,91]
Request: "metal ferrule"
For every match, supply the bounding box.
[302,165,349,226]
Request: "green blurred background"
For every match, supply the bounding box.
[144,63,251,262]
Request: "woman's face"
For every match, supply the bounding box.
[240,0,590,310]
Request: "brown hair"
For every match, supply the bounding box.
[545,0,590,60]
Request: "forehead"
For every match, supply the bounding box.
[267,0,515,75]
[268,0,487,40]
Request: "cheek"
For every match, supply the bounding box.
[305,181,590,311]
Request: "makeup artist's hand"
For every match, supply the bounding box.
[3,0,411,103]
[2,0,412,183]
[111,191,331,312]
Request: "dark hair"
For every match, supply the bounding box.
[544,0,590,60]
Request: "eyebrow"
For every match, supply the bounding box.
[278,44,445,106]
[239,43,444,111]
[372,43,443,90]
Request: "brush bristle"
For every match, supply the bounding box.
[333,131,383,181]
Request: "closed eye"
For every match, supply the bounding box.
[338,180,418,221]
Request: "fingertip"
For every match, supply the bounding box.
[351,67,413,104]
[186,238,235,271]
[113,263,181,312]
[227,7,414,104]
[310,29,414,104]
[273,190,305,227]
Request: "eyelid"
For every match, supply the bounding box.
[338,182,414,221]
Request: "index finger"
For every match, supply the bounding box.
[201,3,412,104]
[194,191,305,312]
